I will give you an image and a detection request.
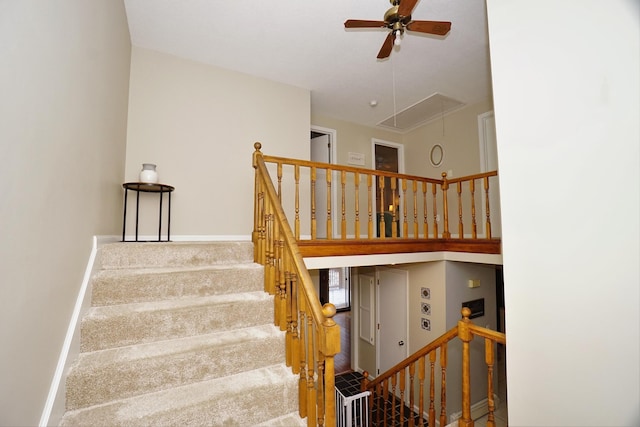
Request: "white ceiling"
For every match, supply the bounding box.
[124,0,493,131]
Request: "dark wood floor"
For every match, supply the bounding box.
[334,310,351,374]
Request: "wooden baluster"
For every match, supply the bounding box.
[285,264,292,367]
[298,305,307,419]
[290,270,300,374]
[402,179,408,238]
[458,308,473,427]
[266,207,275,295]
[355,172,361,239]
[326,168,332,240]
[311,166,317,240]
[391,177,398,238]
[306,311,317,425]
[484,176,492,239]
[277,162,283,201]
[422,182,428,239]
[377,381,385,427]
[379,176,386,240]
[470,179,477,239]
[408,363,416,427]
[428,350,436,427]
[295,165,300,240]
[273,224,283,328]
[277,238,287,331]
[361,371,372,423]
[413,181,419,238]
[439,343,448,427]
[432,183,438,238]
[317,356,325,427]
[390,375,397,427]
[341,170,346,239]
[252,143,262,255]
[398,179,409,239]
[441,172,451,239]
[399,369,406,426]
[485,338,496,427]
[418,357,426,427]
[457,181,464,238]
[256,190,265,267]
[367,174,373,239]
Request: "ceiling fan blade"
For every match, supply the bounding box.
[377,32,395,59]
[345,19,386,29]
[397,0,419,17]
[406,20,452,36]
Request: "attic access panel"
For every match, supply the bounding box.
[378,93,465,132]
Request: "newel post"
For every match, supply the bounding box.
[458,307,474,427]
[441,172,451,239]
[321,303,340,427]
[251,142,264,265]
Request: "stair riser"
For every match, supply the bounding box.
[99,242,254,269]
[81,298,274,352]
[92,266,264,306]
[67,333,285,410]
[61,367,299,426]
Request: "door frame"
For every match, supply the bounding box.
[477,111,501,238]
[371,139,405,236]
[375,266,409,376]
[311,125,339,238]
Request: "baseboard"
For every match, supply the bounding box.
[446,394,501,426]
[39,236,108,426]
[121,234,252,242]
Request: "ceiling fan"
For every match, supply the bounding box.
[344,0,451,59]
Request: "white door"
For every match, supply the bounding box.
[377,267,408,375]
[478,112,502,238]
[311,133,330,239]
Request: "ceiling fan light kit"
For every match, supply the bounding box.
[344,0,451,59]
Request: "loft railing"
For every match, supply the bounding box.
[252,142,503,426]
[253,144,340,427]
[361,308,506,427]
[253,143,500,257]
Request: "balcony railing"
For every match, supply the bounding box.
[254,143,500,258]
[252,143,504,426]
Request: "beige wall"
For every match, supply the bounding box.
[0,1,131,425]
[403,100,494,178]
[311,113,402,169]
[313,100,493,178]
[125,48,310,238]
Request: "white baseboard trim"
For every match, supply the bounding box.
[447,394,501,425]
[39,236,103,426]
[121,234,252,242]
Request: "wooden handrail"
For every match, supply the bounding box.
[253,143,340,427]
[362,308,506,427]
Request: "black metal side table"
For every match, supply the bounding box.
[122,182,175,242]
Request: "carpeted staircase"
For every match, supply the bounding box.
[60,241,304,426]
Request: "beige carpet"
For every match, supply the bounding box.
[60,242,303,426]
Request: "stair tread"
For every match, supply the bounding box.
[73,323,282,366]
[61,364,297,425]
[85,290,271,317]
[94,262,263,276]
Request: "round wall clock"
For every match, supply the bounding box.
[429,144,444,167]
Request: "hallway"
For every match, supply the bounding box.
[333,310,351,374]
